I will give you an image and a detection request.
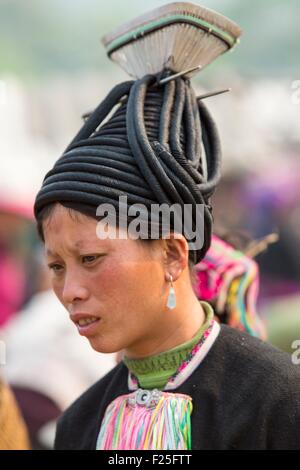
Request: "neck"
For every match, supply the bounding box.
[123,301,215,390]
[124,287,206,360]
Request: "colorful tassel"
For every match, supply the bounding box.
[195,234,266,339]
[96,389,193,450]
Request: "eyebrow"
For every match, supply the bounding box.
[46,241,88,257]
[46,249,57,257]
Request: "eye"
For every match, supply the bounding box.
[48,263,64,273]
[82,255,100,264]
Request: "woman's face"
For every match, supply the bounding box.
[43,203,168,355]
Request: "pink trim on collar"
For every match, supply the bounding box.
[128,319,220,391]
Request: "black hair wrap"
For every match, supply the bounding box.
[34,73,222,263]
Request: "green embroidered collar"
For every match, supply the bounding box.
[123,301,214,390]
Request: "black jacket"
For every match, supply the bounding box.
[54,325,300,450]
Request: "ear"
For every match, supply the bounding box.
[162,233,189,281]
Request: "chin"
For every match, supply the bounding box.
[88,336,121,355]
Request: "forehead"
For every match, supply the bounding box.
[46,239,87,257]
[42,204,141,256]
[43,204,96,236]
[43,205,100,251]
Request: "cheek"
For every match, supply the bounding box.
[91,257,161,310]
[51,277,65,304]
[89,261,138,302]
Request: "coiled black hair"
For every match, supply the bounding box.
[34,73,222,264]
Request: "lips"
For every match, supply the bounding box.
[70,313,101,324]
[70,313,102,336]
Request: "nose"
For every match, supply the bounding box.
[61,273,89,305]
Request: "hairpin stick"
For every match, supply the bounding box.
[197,88,231,100]
[82,111,92,121]
[158,65,202,85]
[244,233,279,258]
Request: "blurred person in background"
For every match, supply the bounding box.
[0,379,30,450]
[0,197,33,329]
[195,233,267,339]
[212,166,300,354]
[243,165,300,354]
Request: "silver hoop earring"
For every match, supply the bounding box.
[166,274,176,310]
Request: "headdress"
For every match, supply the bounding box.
[34,2,241,264]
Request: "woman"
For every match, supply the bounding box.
[34,3,300,450]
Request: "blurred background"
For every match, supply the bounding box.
[0,0,299,449]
